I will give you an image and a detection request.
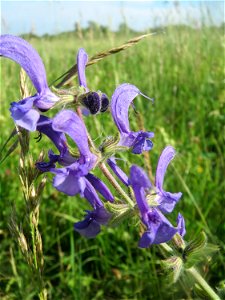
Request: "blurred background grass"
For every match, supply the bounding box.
[0,21,225,299]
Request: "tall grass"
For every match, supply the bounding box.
[0,25,224,299]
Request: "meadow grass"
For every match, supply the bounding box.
[0,26,224,299]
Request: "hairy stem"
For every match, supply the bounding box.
[187,267,220,300]
[160,240,220,300]
[99,162,134,207]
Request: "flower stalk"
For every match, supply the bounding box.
[160,238,220,300]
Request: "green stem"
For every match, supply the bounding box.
[160,241,220,300]
[99,162,134,207]
[187,267,220,300]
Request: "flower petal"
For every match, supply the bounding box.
[0,34,58,110]
[176,213,186,237]
[139,209,178,247]
[0,34,48,93]
[120,131,154,154]
[37,116,68,154]
[74,216,101,238]
[155,146,182,213]
[157,191,182,214]
[155,146,176,191]
[111,83,140,134]
[83,178,104,208]
[107,157,130,186]
[52,163,87,196]
[52,110,97,166]
[86,173,114,202]
[36,149,59,172]
[77,48,88,89]
[130,165,151,189]
[74,207,110,238]
[10,98,40,131]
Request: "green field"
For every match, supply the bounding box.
[0,25,224,299]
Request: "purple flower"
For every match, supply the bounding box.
[0,34,59,131]
[111,83,154,154]
[129,146,185,248]
[36,110,114,205]
[74,178,111,238]
[36,115,74,171]
[39,109,97,195]
[77,48,109,114]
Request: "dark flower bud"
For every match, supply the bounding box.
[82,92,101,114]
[100,93,109,112]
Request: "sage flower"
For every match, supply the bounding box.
[0,34,59,131]
[129,146,185,247]
[44,109,97,195]
[111,83,154,154]
[74,178,111,238]
[77,48,109,114]
[36,110,114,202]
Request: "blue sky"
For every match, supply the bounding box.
[1,1,224,36]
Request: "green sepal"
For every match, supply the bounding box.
[183,231,219,268]
[67,145,80,158]
[105,202,129,214]
[99,134,120,153]
[50,86,84,110]
[161,256,183,283]
[105,202,136,227]
[99,134,128,160]
[183,231,207,259]
[171,233,186,251]
[146,193,158,207]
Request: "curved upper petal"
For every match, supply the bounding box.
[155,146,176,191]
[0,34,59,110]
[0,34,48,93]
[52,110,97,167]
[155,146,182,213]
[77,48,88,89]
[111,84,140,134]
